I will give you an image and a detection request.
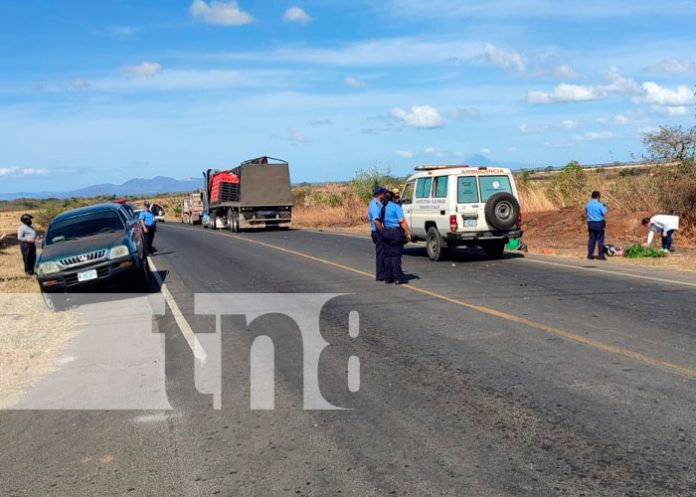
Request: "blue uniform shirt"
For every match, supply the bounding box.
[585,199,607,222]
[139,210,155,227]
[368,198,382,232]
[382,202,405,228]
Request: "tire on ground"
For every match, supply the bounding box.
[484,192,520,231]
[426,226,448,261]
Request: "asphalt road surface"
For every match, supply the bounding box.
[2,224,695,496]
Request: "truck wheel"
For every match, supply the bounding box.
[482,241,506,260]
[426,226,448,261]
[228,210,239,232]
[485,193,520,231]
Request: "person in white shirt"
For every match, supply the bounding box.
[17,213,38,275]
[642,214,679,252]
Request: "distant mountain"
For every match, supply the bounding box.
[0,176,202,201]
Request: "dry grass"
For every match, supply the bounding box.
[0,294,80,408]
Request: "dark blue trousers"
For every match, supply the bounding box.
[371,231,386,281]
[381,228,405,281]
[20,242,36,275]
[587,221,605,259]
[662,230,675,251]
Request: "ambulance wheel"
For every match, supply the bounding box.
[426,226,448,261]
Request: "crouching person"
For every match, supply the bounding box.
[642,214,679,253]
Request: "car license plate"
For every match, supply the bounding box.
[77,269,98,282]
[463,219,477,227]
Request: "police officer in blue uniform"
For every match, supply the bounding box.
[585,190,607,260]
[139,201,157,254]
[378,192,412,285]
[368,187,387,281]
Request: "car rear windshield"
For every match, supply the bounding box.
[479,175,513,202]
[46,211,126,245]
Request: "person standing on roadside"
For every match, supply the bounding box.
[368,187,387,281]
[379,193,413,285]
[585,191,607,260]
[139,201,156,255]
[17,213,37,276]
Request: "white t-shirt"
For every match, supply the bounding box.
[17,224,37,243]
[646,215,679,246]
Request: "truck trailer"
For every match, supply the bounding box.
[181,191,204,224]
[202,156,292,231]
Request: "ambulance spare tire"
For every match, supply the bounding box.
[484,192,520,231]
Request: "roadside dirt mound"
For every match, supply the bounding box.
[523,208,653,251]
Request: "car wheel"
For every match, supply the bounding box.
[482,241,506,259]
[484,193,520,231]
[41,292,67,312]
[136,258,150,292]
[426,226,448,261]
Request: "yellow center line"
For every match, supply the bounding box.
[174,225,696,379]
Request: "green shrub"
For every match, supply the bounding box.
[623,244,666,258]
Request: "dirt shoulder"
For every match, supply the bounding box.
[0,295,80,408]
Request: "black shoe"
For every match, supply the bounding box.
[385,279,395,284]
[597,257,607,261]
[395,279,409,285]
[376,278,384,282]
[587,256,594,260]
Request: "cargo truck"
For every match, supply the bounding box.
[202,156,292,231]
[181,191,204,224]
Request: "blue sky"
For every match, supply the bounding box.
[1,0,695,192]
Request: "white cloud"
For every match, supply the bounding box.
[288,127,310,144]
[190,0,254,26]
[482,43,525,73]
[121,61,162,77]
[480,148,491,155]
[391,105,444,128]
[396,150,414,158]
[651,105,689,116]
[344,76,367,88]
[71,79,89,91]
[109,26,139,37]
[561,119,577,130]
[423,146,443,157]
[613,114,630,125]
[0,167,50,177]
[448,107,481,119]
[306,119,334,126]
[527,68,640,104]
[604,67,641,95]
[553,64,578,79]
[636,82,696,106]
[527,83,601,104]
[643,58,694,75]
[573,131,613,141]
[283,6,312,24]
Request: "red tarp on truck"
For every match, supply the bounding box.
[209,171,240,203]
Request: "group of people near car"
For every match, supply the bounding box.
[17,200,159,276]
[585,190,680,260]
[368,186,412,285]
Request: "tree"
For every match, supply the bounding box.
[642,124,696,165]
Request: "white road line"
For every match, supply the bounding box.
[520,257,696,288]
[147,256,207,363]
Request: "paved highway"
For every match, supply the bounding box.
[2,224,695,496]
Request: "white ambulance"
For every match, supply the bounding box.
[399,165,523,261]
